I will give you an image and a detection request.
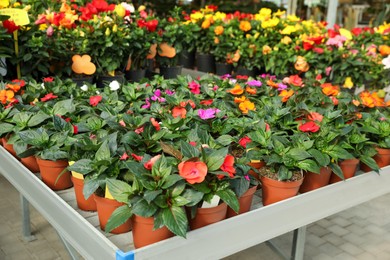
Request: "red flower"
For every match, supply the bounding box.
[313,47,324,54]
[265,123,271,132]
[3,20,20,34]
[238,136,252,148]
[178,160,208,184]
[330,96,339,105]
[11,79,25,87]
[89,95,102,106]
[150,118,160,131]
[351,27,363,36]
[307,112,323,122]
[135,125,144,134]
[146,19,158,32]
[43,77,54,82]
[120,152,130,161]
[289,75,303,87]
[299,121,320,133]
[220,154,236,178]
[236,75,249,80]
[41,93,58,102]
[172,106,187,118]
[72,125,79,134]
[189,141,197,147]
[144,155,161,170]
[200,99,213,106]
[131,153,143,161]
[303,41,314,51]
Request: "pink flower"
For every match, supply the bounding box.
[188,81,201,94]
[189,141,197,147]
[326,35,346,48]
[120,152,130,161]
[47,26,54,37]
[144,155,161,170]
[89,95,102,106]
[247,80,262,87]
[119,120,126,127]
[41,93,58,102]
[131,153,143,161]
[135,126,144,134]
[238,136,252,148]
[141,98,151,109]
[198,108,220,120]
[325,66,332,76]
[151,89,165,102]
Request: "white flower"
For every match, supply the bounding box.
[80,84,88,91]
[96,90,100,94]
[41,83,45,89]
[121,2,135,13]
[109,80,120,91]
[382,55,390,70]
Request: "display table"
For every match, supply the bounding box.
[1,146,390,260]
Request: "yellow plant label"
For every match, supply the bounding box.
[0,8,30,26]
[105,185,114,200]
[68,161,83,179]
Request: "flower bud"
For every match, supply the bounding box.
[105,28,110,36]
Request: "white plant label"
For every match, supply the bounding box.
[201,195,220,208]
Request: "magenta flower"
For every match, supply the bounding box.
[277,83,288,91]
[220,74,232,80]
[325,66,332,76]
[326,35,346,48]
[198,108,220,120]
[141,98,151,109]
[188,81,201,94]
[151,89,165,102]
[247,80,262,87]
[165,89,175,96]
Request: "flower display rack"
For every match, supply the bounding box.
[1,146,390,260]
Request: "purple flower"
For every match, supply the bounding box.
[277,83,287,91]
[151,89,166,102]
[198,108,220,120]
[165,89,175,96]
[220,74,232,80]
[141,98,151,109]
[247,80,262,87]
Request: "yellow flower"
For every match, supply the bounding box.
[0,0,10,8]
[259,8,272,17]
[376,22,390,35]
[213,12,226,21]
[281,25,297,35]
[115,4,126,18]
[262,45,272,55]
[214,25,224,35]
[138,5,146,11]
[112,24,118,33]
[13,1,20,7]
[239,100,256,114]
[239,21,251,32]
[190,12,203,21]
[39,24,48,31]
[339,28,352,40]
[287,15,300,22]
[261,17,279,29]
[273,9,285,17]
[343,77,354,89]
[281,36,292,45]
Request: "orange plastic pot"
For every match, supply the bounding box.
[299,167,332,193]
[329,158,360,183]
[94,194,131,234]
[36,158,73,190]
[71,176,97,211]
[247,161,265,181]
[361,147,390,172]
[2,137,18,158]
[226,185,258,218]
[189,203,227,230]
[21,156,40,173]
[260,175,303,206]
[131,215,173,249]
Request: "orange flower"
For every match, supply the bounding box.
[6,83,21,92]
[246,86,257,95]
[355,113,362,119]
[321,83,340,96]
[214,25,224,35]
[379,45,390,56]
[214,37,220,44]
[178,160,208,184]
[279,89,294,102]
[330,96,339,105]
[239,100,255,114]
[288,75,303,87]
[201,19,211,29]
[307,112,323,122]
[371,92,385,107]
[239,20,251,32]
[150,117,161,131]
[228,84,244,95]
[0,90,15,104]
[267,79,279,88]
[352,99,360,106]
[226,50,240,64]
[234,96,246,103]
[172,106,187,118]
[220,154,236,178]
[294,56,309,72]
[262,45,272,55]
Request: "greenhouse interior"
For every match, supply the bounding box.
[1,0,390,259]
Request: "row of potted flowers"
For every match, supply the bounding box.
[1,2,390,90]
[0,71,389,247]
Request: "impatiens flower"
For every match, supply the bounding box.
[279,89,294,102]
[43,77,54,83]
[326,35,346,48]
[382,55,390,69]
[239,100,255,114]
[247,80,262,87]
[80,85,88,91]
[151,89,166,102]
[325,66,332,76]
[119,120,126,127]
[236,75,248,80]
[150,117,160,131]
[234,96,246,103]
[141,98,151,109]
[72,125,79,134]
[165,89,175,95]
[238,136,252,148]
[228,84,244,95]
[321,83,340,96]
[288,75,303,87]
[144,155,161,170]
[131,153,143,161]
[41,93,58,102]
[198,108,220,120]
[239,20,251,32]
[46,25,54,37]
[11,79,25,87]
[214,25,224,35]
[200,99,213,106]
[246,86,257,95]
[262,45,272,55]
[120,152,130,160]
[3,20,19,34]
[109,80,120,91]
[188,80,201,94]
[135,125,144,134]
[220,154,236,178]
[352,99,360,106]
[330,96,339,105]
[0,90,14,104]
[299,121,320,133]
[220,74,232,80]
[277,83,288,91]
[6,83,21,92]
[189,141,197,147]
[294,56,309,72]
[313,47,324,54]
[172,106,187,118]
[178,160,208,184]
[379,45,390,56]
[307,112,323,122]
[89,95,102,106]
[343,77,354,89]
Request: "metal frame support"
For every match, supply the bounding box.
[20,194,36,242]
[56,231,81,260]
[291,226,307,260]
[326,0,339,28]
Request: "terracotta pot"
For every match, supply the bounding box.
[329,158,360,183]
[131,215,173,248]
[94,194,132,234]
[361,147,390,172]
[71,176,97,211]
[2,137,18,158]
[36,158,73,190]
[189,203,227,230]
[247,161,266,181]
[299,167,332,193]
[226,185,258,218]
[260,175,303,206]
[21,156,40,173]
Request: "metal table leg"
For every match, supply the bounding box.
[20,194,36,242]
[291,226,307,260]
[57,231,81,260]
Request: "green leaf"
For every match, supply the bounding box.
[106,179,133,203]
[326,146,354,160]
[172,195,190,207]
[215,135,234,146]
[105,205,132,233]
[205,147,228,172]
[132,199,158,217]
[53,115,69,131]
[308,149,330,167]
[83,178,102,200]
[28,111,50,127]
[162,175,183,190]
[182,189,203,207]
[18,128,49,146]
[0,123,14,136]
[52,99,75,116]
[162,206,188,237]
[297,159,320,173]
[95,140,110,161]
[329,163,343,179]
[286,148,312,161]
[216,189,239,213]
[180,140,200,158]
[67,159,93,175]
[144,190,163,204]
[360,156,379,172]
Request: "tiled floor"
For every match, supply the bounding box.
[2,174,390,260]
